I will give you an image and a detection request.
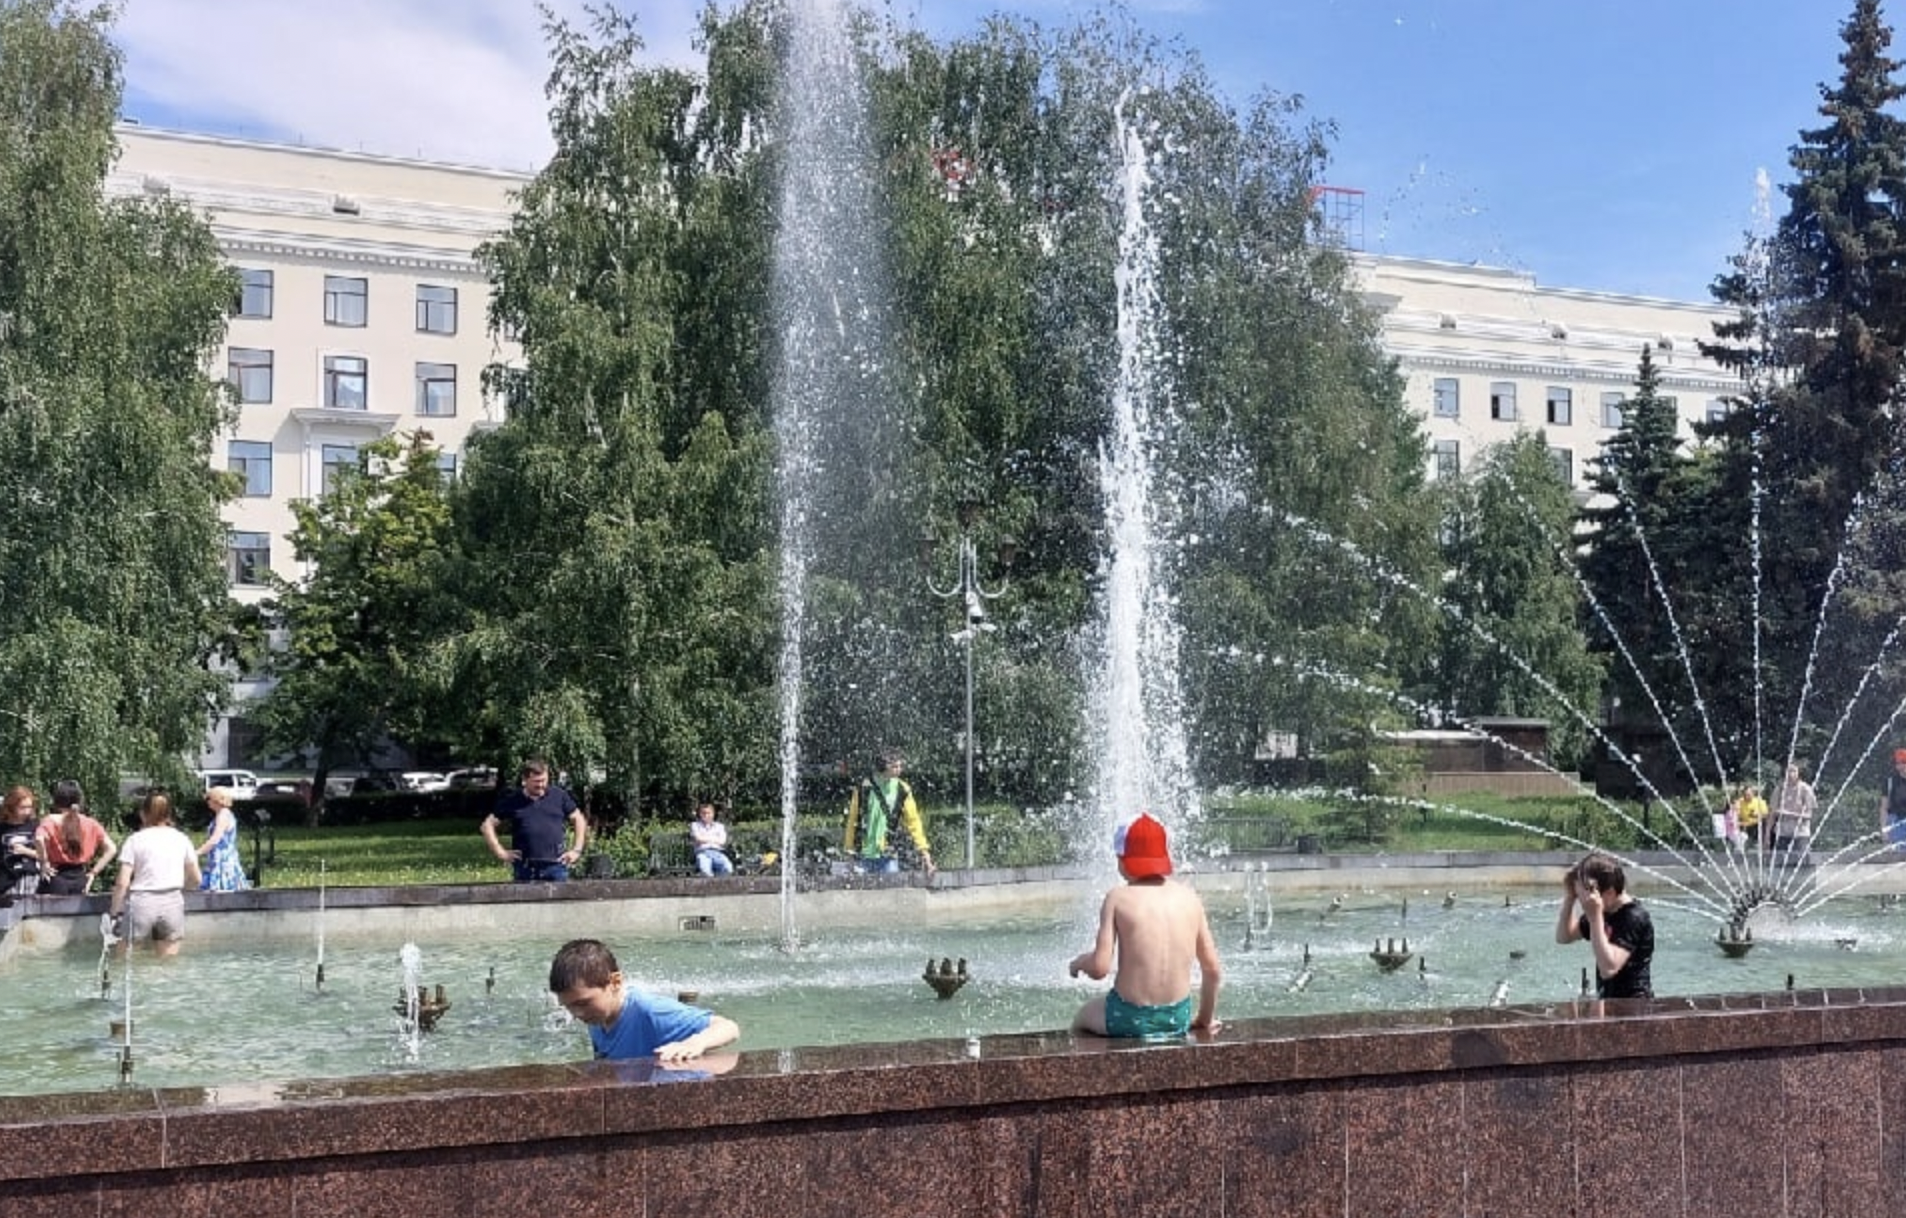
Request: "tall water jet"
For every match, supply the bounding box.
[770,0,906,943]
[1090,100,1199,842]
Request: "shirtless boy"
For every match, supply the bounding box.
[1068,812,1222,1039]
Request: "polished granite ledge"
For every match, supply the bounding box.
[6,984,1904,1186]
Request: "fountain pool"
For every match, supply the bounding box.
[5,882,1905,1097]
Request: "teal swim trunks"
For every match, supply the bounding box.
[1104,990,1193,1040]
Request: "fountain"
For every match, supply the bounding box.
[393,984,452,1033]
[921,957,969,1000]
[768,0,906,950]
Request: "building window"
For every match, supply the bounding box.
[235,268,273,319]
[1546,387,1572,426]
[1432,439,1460,481]
[321,443,359,495]
[1706,398,1729,424]
[437,452,459,483]
[323,355,368,410]
[228,348,273,404]
[1600,392,1625,429]
[1489,382,1517,422]
[229,531,271,585]
[1432,378,1460,419]
[1549,447,1573,485]
[324,275,368,327]
[416,284,458,335]
[416,362,457,416]
[228,440,273,497]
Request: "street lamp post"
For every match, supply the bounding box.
[924,512,1014,870]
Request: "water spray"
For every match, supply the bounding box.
[314,859,327,991]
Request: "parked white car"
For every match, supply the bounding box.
[401,771,449,793]
[196,769,259,797]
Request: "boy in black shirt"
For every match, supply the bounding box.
[1554,853,1653,999]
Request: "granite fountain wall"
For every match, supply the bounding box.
[4,985,1905,1217]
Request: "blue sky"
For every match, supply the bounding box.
[117,0,1856,300]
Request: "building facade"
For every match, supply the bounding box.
[109,126,527,766]
[1358,254,1738,491]
[110,128,1743,767]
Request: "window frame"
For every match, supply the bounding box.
[320,443,360,496]
[228,440,273,497]
[415,361,457,416]
[1432,377,1460,419]
[1489,381,1518,422]
[1431,438,1461,481]
[229,531,271,586]
[1600,392,1625,429]
[1546,386,1572,427]
[235,268,274,319]
[322,354,369,410]
[1549,447,1574,485]
[228,347,274,404]
[323,275,369,327]
[415,284,458,335]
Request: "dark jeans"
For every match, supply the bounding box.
[42,867,89,895]
[512,859,570,883]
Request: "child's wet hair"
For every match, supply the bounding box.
[549,938,619,992]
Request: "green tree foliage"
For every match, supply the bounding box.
[1424,432,1602,768]
[1699,0,1906,777]
[0,0,237,799]
[437,2,1465,813]
[251,432,454,823]
[1576,345,1721,782]
[443,5,776,810]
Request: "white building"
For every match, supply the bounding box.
[109,126,527,766]
[1358,254,1738,490]
[109,128,1740,766]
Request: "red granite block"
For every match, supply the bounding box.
[1219,1084,1346,1218]
[1460,1069,1575,1217]
[98,1168,294,1217]
[641,1125,810,1218]
[1682,1056,1785,1217]
[1571,1060,1684,1215]
[1779,1047,1883,1217]
[1024,1094,1220,1218]
[0,1091,167,1181]
[1341,1075,1465,1217]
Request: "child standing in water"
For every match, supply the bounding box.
[1068,812,1223,1039]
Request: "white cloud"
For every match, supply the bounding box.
[116,0,704,171]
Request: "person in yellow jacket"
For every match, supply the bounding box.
[1731,783,1768,852]
[843,750,935,876]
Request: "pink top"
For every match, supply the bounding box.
[37,814,107,868]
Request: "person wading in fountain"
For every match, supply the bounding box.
[1554,853,1653,999]
[842,750,934,876]
[1068,812,1222,1039]
[1771,761,1817,863]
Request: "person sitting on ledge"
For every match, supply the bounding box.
[1068,811,1222,1040]
[689,802,734,877]
[549,938,740,1062]
[1554,852,1653,999]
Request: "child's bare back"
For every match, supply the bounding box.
[1069,813,1222,1038]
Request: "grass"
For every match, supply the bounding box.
[240,791,1640,890]
[258,818,503,888]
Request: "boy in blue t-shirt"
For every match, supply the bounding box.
[549,939,741,1061]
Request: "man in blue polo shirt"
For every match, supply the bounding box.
[480,758,588,882]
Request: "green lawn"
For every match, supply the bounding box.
[237,791,1648,890]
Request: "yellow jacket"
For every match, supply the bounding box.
[1733,794,1768,829]
[844,778,931,860]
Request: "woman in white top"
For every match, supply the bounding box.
[109,793,202,957]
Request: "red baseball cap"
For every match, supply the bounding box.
[1114,812,1172,880]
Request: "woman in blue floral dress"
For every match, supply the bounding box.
[197,786,250,892]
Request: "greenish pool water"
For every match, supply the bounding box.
[2,888,1900,1097]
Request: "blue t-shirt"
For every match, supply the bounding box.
[494,785,579,863]
[589,987,714,1061]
